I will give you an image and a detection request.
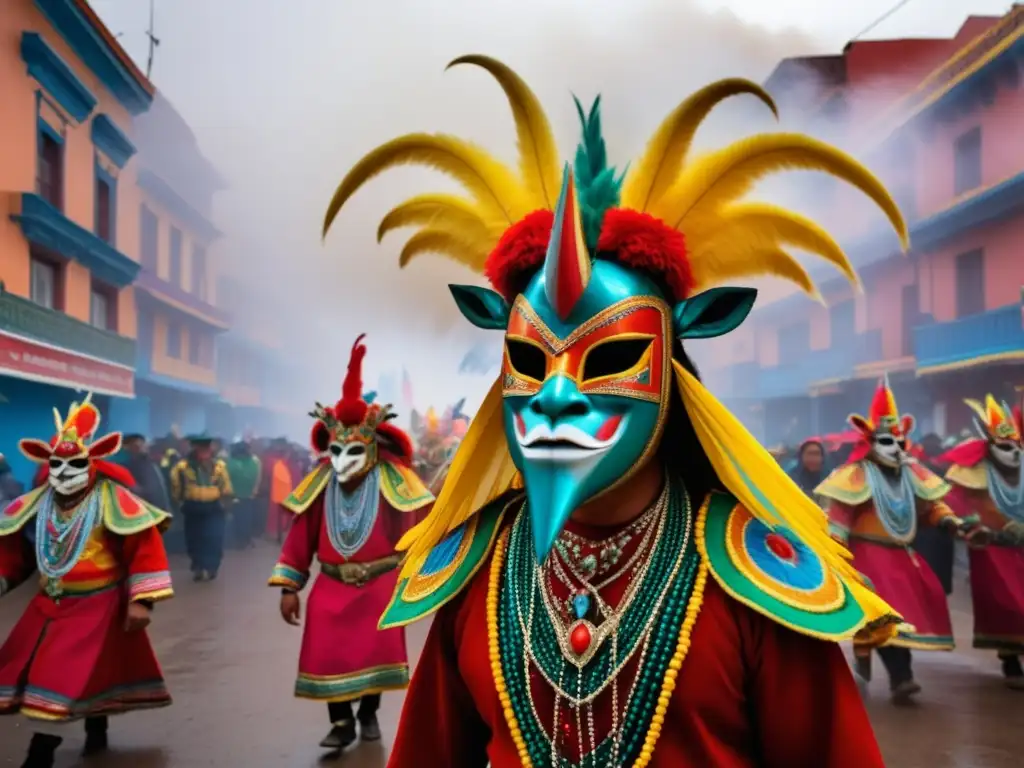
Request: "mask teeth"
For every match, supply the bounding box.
[543,164,591,321]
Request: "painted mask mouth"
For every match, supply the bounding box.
[517,422,623,463]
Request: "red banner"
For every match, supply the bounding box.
[0,331,134,397]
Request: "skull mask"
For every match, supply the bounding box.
[19,397,123,501]
[966,395,1023,471]
[848,376,913,471]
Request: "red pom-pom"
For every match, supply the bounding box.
[484,210,553,300]
[597,209,693,301]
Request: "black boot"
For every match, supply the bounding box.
[321,702,357,750]
[358,694,382,741]
[83,715,108,755]
[21,733,62,768]
[1000,654,1024,690]
[878,647,921,704]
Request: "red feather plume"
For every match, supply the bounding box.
[336,334,369,426]
[485,210,553,301]
[937,438,989,469]
[597,209,693,301]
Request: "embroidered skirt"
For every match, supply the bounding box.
[0,587,170,721]
[295,569,409,702]
[850,538,954,651]
[969,545,1024,653]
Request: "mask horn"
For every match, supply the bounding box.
[543,164,591,320]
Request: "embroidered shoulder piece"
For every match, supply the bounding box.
[379,490,521,629]
[97,479,171,535]
[282,463,332,514]
[814,463,871,506]
[945,463,988,491]
[0,486,49,537]
[906,461,951,501]
[380,460,435,512]
[700,492,890,642]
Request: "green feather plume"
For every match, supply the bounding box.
[572,95,623,254]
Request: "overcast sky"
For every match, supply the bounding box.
[90,0,1010,411]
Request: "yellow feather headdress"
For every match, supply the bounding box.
[323,56,908,634]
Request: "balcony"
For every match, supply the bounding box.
[914,305,1024,374]
[0,284,135,367]
[10,193,139,287]
[135,268,231,330]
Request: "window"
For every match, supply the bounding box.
[140,205,159,270]
[30,255,61,310]
[778,321,810,366]
[95,174,113,243]
[900,284,919,356]
[953,127,982,195]
[955,249,985,318]
[35,128,63,210]
[169,227,182,287]
[829,300,855,347]
[89,282,117,331]
[188,330,201,365]
[192,245,208,300]
[166,321,182,358]
[197,335,215,368]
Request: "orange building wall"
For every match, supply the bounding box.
[142,193,219,305]
[149,311,217,387]
[0,1,141,338]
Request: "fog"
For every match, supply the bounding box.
[92,0,1007,418]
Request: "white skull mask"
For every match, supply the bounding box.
[48,455,91,496]
[329,439,374,483]
[870,433,907,469]
[989,439,1022,470]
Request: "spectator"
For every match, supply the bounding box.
[226,440,262,549]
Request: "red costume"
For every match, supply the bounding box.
[942,395,1024,688]
[324,56,902,766]
[817,378,976,702]
[0,396,173,765]
[268,335,433,750]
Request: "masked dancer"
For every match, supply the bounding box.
[942,395,1024,689]
[0,397,173,768]
[817,377,985,703]
[323,56,906,767]
[268,335,433,751]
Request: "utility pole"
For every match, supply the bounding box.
[145,0,160,79]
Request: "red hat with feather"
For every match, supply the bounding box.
[19,393,135,493]
[846,375,914,464]
[308,334,415,469]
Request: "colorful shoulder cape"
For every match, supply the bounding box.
[380,490,901,642]
[282,460,434,515]
[945,462,989,491]
[815,460,950,506]
[0,478,170,538]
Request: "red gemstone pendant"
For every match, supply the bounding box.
[765,533,796,561]
[569,622,592,655]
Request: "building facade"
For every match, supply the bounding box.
[0,0,154,484]
[105,92,231,439]
[699,8,1024,447]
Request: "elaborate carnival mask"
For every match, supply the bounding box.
[310,335,409,485]
[323,55,908,563]
[848,376,913,469]
[19,395,122,498]
[966,395,1023,470]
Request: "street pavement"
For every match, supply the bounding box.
[0,544,1018,767]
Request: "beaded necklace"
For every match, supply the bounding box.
[985,460,1024,524]
[554,499,659,581]
[864,461,917,542]
[35,487,101,595]
[324,466,380,558]
[496,476,700,767]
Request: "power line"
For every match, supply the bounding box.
[146,0,160,79]
[849,0,919,43]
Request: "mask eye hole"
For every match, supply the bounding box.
[582,338,651,382]
[876,436,896,447]
[48,458,64,469]
[329,444,343,456]
[996,442,1017,452]
[68,458,89,469]
[347,445,366,456]
[506,340,547,381]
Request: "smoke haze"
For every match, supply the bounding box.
[91,0,1002,414]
